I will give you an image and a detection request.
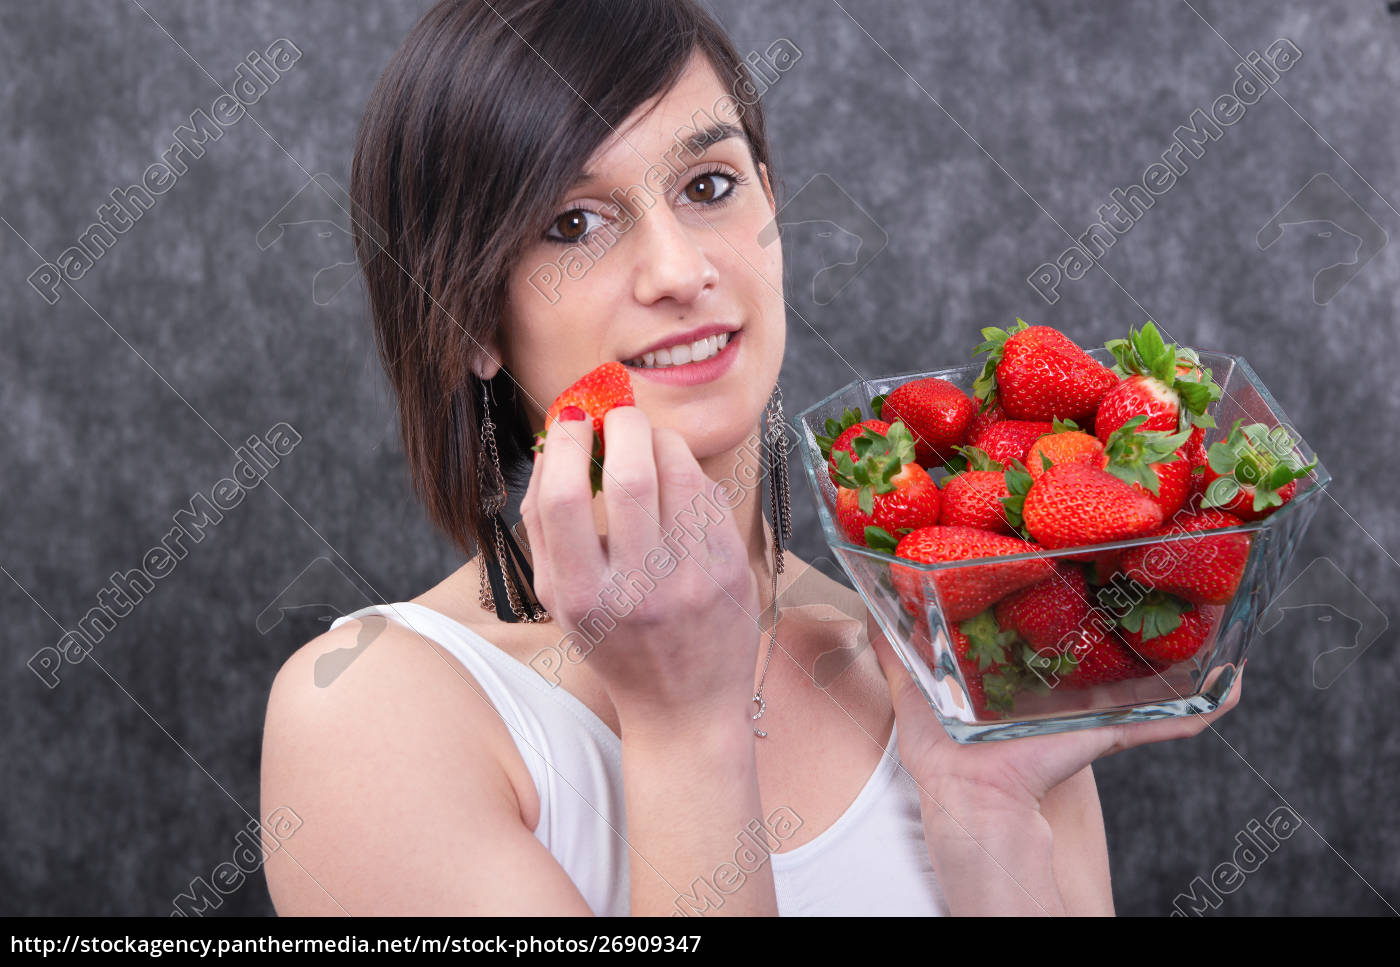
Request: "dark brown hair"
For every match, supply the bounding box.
[350,0,776,560]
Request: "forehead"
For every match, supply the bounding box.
[583,52,743,177]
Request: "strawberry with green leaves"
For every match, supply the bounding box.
[973,319,1117,424]
[1201,419,1315,521]
[832,422,941,546]
[880,525,1052,623]
[875,377,978,467]
[1096,323,1221,442]
[939,447,1015,534]
[1101,415,1194,519]
[1118,508,1251,605]
[1105,590,1218,666]
[949,610,1024,717]
[534,361,635,492]
[995,563,1151,689]
[814,407,891,485]
[1024,419,1107,478]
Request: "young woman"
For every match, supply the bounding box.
[261,0,1238,917]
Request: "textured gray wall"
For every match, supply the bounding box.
[3,0,1397,916]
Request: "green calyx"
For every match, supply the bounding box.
[1114,590,1192,641]
[1019,642,1077,688]
[1103,414,1190,495]
[1105,322,1221,431]
[981,668,1023,716]
[865,525,902,554]
[972,318,1031,408]
[999,458,1034,536]
[958,610,1019,670]
[831,421,918,516]
[815,407,868,460]
[1201,419,1317,513]
[944,444,1003,476]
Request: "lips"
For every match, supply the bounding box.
[621,323,740,369]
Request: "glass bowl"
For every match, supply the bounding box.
[794,350,1330,742]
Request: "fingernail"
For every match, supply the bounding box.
[559,405,587,422]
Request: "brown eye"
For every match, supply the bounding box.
[546,208,605,243]
[681,172,735,205]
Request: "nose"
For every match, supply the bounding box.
[630,204,719,307]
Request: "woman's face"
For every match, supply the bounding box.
[499,52,785,461]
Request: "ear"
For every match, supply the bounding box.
[758,162,777,216]
[470,340,503,382]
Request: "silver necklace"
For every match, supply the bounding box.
[751,543,779,737]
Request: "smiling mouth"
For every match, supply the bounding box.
[622,331,733,369]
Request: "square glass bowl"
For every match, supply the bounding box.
[794,350,1329,742]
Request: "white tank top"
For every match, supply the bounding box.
[329,601,947,917]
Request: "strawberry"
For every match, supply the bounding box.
[939,448,1014,534]
[881,525,1052,623]
[1025,419,1107,478]
[814,407,890,485]
[1101,415,1194,519]
[534,361,635,492]
[996,563,1151,689]
[1057,629,1155,689]
[876,378,977,467]
[1118,508,1251,605]
[966,400,1006,442]
[969,419,1053,466]
[1107,591,1218,665]
[1017,462,1164,550]
[1096,324,1221,442]
[832,422,941,545]
[948,609,1024,717]
[1201,419,1316,521]
[973,319,1117,424]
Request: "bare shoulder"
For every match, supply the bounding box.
[259,609,560,914]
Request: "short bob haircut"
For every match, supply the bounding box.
[350,0,777,566]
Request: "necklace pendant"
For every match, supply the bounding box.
[751,693,768,738]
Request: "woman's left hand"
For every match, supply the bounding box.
[866,611,1243,915]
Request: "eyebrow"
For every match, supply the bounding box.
[570,123,746,191]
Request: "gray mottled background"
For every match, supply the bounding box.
[3,0,1397,917]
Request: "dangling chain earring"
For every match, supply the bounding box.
[751,382,793,738]
[477,379,549,623]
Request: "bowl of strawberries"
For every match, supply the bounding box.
[797,320,1328,742]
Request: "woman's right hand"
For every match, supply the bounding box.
[519,404,764,734]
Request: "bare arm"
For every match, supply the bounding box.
[261,620,596,916]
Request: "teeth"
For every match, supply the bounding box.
[626,331,732,368]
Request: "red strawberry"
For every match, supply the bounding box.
[814,407,890,485]
[1096,324,1221,442]
[832,423,941,545]
[940,448,1015,534]
[1110,592,1218,665]
[1025,420,1107,478]
[1184,425,1208,468]
[1059,629,1155,689]
[996,563,1151,689]
[877,378,977,467]
[535,362,635,492]
[973,320,1117,424]
[1201,419,1316,521]
[1019,463,1164,550]
[885,525,1052,623]
[948,609,1024,717]
[1118,508,1251,605]
[969,419,1053,466]
[1101,415,1194,519]
[966,400,1006,442]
